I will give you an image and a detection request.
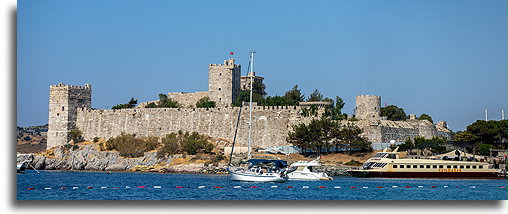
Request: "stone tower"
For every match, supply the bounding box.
[47,83,92,149]
[208,58,241,106]
[355,95,381,120]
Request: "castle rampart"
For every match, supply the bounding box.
[75,106,317,149]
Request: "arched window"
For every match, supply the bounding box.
[62,106,65,111]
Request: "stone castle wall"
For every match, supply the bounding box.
[167,91,210,108]
[47,83,91,149]
[75,106,318,149]
[208,58,241,106]
[355,95,381,120]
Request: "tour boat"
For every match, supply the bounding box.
[348,147,500,178]
[228,159,289,182]
[287,158,333,180]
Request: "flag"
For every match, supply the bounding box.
[229,52,234,55]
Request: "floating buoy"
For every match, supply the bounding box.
[175,186,183,188]
[113,187,119,189]
[198,186,206,189]
[319,186,326,188]
[392,186,398,188]
[377,186,383,188]
[334,186,341,189]
[469,186,476,188]
[303,186,309,189]
[154,186,161,189]
[27,188,35,190]
[73,187,79,189]
[138,186,146,188]
[350,186,356,189]
[125,186,131,188]
[271,186,278,188]
[362,187,368,189]
[500,186,506,188]
[101,187,107,189]
[214,186,222,188]
[250,186,258,189]
[87,187,93,189]
[44,187,51,190]
[405,186,411,188]
[60,187,67,190]
[418,186,423,188]
[287,186,293,188]
[443,186,448,188]
[431,186,436,188]
[233,186,241,189]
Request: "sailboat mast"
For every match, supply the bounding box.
[248,51,255,160]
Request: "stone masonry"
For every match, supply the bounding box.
[47,83,91,148]
[47,59,452,149]
[208,58,241,106]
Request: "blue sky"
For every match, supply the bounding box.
[17,0,507,131]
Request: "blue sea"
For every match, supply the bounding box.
[17,170,507,200]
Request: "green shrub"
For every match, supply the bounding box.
[477,144,494,156]
[106,133,159,158]
[195,97,216,108]
[157,132,215,157]
[70,128,84,143]
[344,160,362,166]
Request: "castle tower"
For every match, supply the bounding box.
[47,83,92,149]
[208,58,241,106]
[240,71,265,95]
[355,95,381,120]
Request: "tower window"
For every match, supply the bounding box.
[62,106,65,111]
[219,73,221,76]
[218,88,221,91]
[57,113,59,116]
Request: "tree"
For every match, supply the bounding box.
[467,120,507,148]
[158,94,180,108]
[453,131,479,143]
[195,97,216,108]
[69,128,84,143]
[112,97,137,109]
[283,85,305,105]
[418,114,433,123]
[252,81,267,97]
[338,123,371,153]
[307,89,323,102]
[381,105,407,121]
[323,96,347,120]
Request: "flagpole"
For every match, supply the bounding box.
[248,51,255,160]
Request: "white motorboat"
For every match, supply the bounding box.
[228,159,289,183]
[287,158,333,180]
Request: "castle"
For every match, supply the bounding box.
[47,58,452,150]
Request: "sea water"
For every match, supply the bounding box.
[17,170,507,200]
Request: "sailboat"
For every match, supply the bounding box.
[227,51,289,182]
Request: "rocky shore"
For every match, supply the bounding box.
[17,144,228,174]
[17,144,357,176]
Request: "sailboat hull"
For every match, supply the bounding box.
[228,170,288,183]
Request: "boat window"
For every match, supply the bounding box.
[400,165,404,168]
[479,166,483,169]
[460,165,464,169]
[406,165,411,168]
[472,165,477,169]
[426,165,431,168]
[374,153,387,158]
[432,165,437,168]
[387,154,397,159]
[453,165,458,169]
[393,165,398,168]
[413,165,418,168]
[419,165,424,168]
[446,165,451,169]
[439,165,444,168]
[466,165,471,169]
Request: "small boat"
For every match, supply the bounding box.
[287,158,333,180]
[17,161,27,173]
[347,147,500,178]
[228,159,289,182]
